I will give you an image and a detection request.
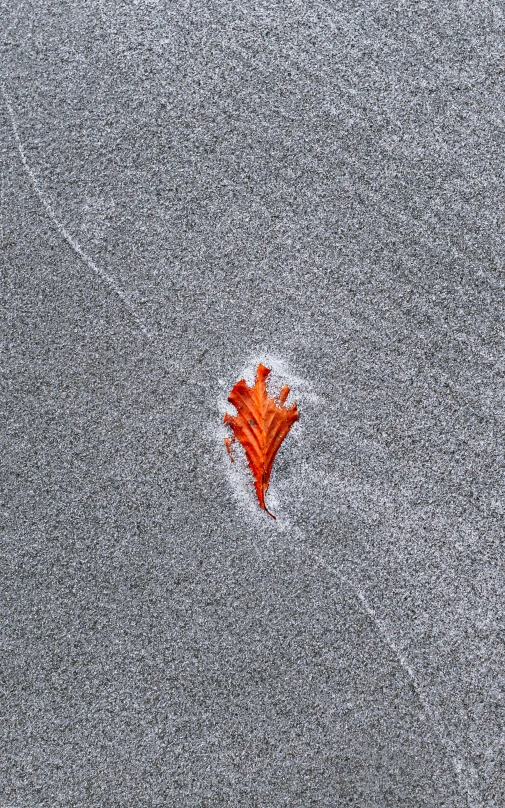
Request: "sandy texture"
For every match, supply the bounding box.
[1,2,504,806]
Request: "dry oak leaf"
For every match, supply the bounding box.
[224,364,299,518]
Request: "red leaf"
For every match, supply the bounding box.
[224,364,299,518]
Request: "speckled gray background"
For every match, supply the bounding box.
[1,2,504,806]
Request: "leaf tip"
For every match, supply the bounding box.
[224,436,235,461]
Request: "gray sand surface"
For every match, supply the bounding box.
[1,2,504,806]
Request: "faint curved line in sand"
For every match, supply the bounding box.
[1,85,152,338]
[288,534,481,808]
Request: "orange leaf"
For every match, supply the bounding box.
[224,364,299,518]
